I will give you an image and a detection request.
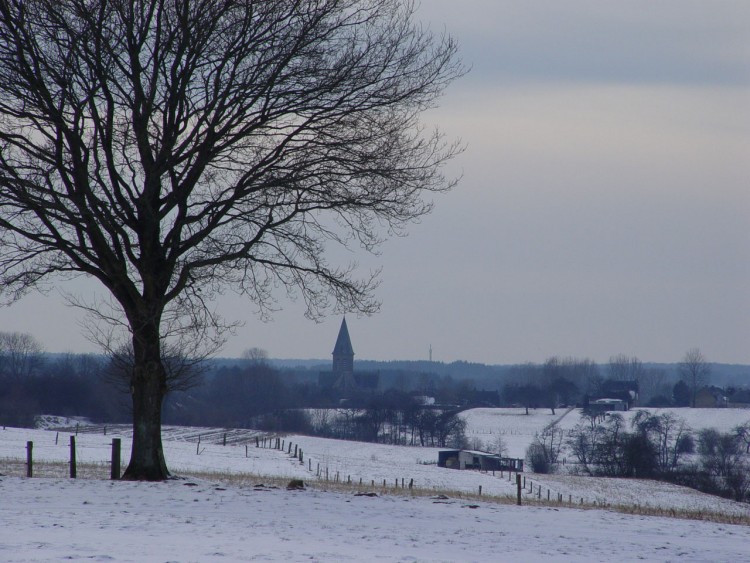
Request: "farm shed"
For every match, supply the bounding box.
[438,450,523,472]
[588,398,627,413]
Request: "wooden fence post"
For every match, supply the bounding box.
[26,441,33,478]
[516,473,522,506]
[111,438,121,480]
[223,433,227,446]
[69,435,77,479]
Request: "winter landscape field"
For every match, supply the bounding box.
[2,408,750,562]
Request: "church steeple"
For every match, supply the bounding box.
[332,317,354,375]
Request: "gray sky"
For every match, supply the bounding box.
[1,1,748,365]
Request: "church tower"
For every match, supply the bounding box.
[319,316,378,395]
[332,317,354,374]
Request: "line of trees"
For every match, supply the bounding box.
[502,351,717,412]
[527,410,750,502]
[303,391,467,448]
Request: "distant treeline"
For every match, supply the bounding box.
[2,329,750,429]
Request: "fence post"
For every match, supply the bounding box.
[223,433,227,446]
[478,485,482,496]
[516,473,522,506]
[26,441,33,478]
[111,438,121,480]
[70,435,77,479]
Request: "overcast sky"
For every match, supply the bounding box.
[1,1,748,365]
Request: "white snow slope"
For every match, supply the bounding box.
[1,409,749,562]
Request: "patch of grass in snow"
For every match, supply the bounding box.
[0,457,111,479]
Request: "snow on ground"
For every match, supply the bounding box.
[460,407,566,457]
[2,475,750,562]
[462,407,750,458]
[2,410,750,561]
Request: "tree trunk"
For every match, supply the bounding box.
[122,332,170,481]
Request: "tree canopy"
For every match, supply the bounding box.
[0,0,462,479]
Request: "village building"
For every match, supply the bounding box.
[438,450,524,472]
[318,318,379,397]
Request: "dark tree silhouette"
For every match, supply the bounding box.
[0,0,462,479]
[679,348,711,408]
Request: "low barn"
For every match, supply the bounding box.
[438,450,523,472]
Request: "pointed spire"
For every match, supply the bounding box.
[332,317,354,377]
[332,317,354,356]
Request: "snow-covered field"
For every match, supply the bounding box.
[1,409,750,561]
[461,406,750,458]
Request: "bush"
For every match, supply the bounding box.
[526,442,551,474]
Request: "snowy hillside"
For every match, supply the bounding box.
[461,407,750,458]
[2,409,750,561]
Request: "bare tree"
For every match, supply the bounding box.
[105,339,208,396]
[0,1,462,479]
[0,331,45,378]
[608,354,644,381]
[679,348,711,408]
[242,347,269,364]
